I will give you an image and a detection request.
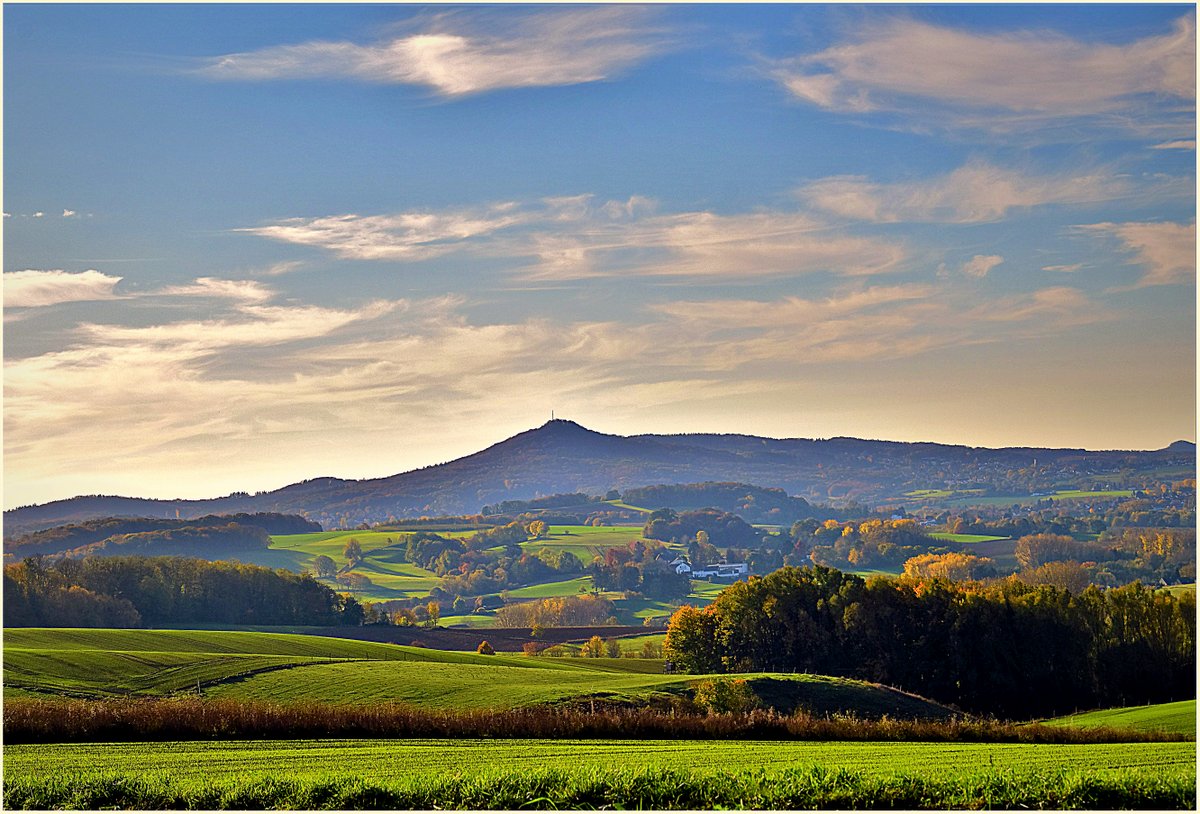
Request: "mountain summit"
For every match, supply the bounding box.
[5,422,1192,535]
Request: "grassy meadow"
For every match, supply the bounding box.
[1044,700,1196,737]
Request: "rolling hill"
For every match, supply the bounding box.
[6,420,1193,534]
[5,628,961,720]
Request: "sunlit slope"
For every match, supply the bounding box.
[5,628,959,719]
[1043,700,1196,736]
[4,628,599,698]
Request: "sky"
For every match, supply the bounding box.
[3,3,1196,508]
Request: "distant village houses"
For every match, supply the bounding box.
[668,555,748,581]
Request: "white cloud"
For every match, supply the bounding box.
[77,299,401,352]
[1043,263,1084,273]
[798,162,1131,223]
[62,209,76,218]
[770,15,1195,138]
[155,277,275,304]
[32,212,44,218]
[198,8,666,97]
[961,255,1004,278]
[242,196,908,281]
[4,269,124,308]
[1077,220,1196,287]
[1151,140,1197,150]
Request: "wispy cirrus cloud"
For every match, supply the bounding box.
[3,269,125,308]
[654,283,1112,368]
[197,8,668,97]
[1151,139,1197,150]
[155,277,276,304]
[769,15,1195,138]
[797,162,1134,223]
[1077,220,1196,287]
[240,195,908,281]
[238,203,530,261]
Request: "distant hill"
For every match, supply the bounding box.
[4,513,321,559]
[5,420,1193,534]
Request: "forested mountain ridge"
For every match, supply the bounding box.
[5,420,1193,535]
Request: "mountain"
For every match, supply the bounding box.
[5,420,1194,535]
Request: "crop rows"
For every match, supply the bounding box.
[7,738,1195,780]
[5,763,1194,810]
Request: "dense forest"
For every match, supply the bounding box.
[4,556,364,627]
[664,566,1194,720]
[623,482,833,523]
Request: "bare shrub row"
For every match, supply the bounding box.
[4,697,1188,745]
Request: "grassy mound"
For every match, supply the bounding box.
[1043,700,1196,737]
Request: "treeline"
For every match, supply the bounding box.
[492,595,615,627]
[4,556,364,627]
[797,518,944,572]
[664,566,1195,720]
[624,482,831,523]
[4,513,321,559]
[938,501,1194,539]
[482,493,602,516]
[1000,529,1196,591]
[643,509,765,549]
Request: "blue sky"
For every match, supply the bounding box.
[4,4,1195,507]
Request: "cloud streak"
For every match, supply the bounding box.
[769,15,1195,138]
[198,8,667,96]
[4,269,125,308]
[797,162,1133,223]
[241,196,909,281]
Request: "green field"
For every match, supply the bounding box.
[262,525,658,602]
[6,738,1193,810]
[1162,583,1195,597]
[603,499,653,513]
[6,738,1192,782]
[504,576,594,599]
[1044,700,1196,737]
[269,530,442,600]
[1046,490,1135,500]
[4,628,956,719]
[928,532,1010,544]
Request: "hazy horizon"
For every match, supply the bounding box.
[4,4,1195,509]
